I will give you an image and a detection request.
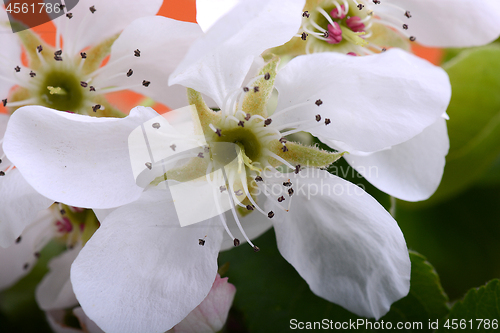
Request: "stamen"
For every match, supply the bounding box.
[309,19,327,33]
[271,101,313,119]
[341,0,350,15]
[223,169,258,248]
[1,98,37,107]
[209,123,222,137]
[316,7,336,27]
[273,118,318,131]
[346,17,366,32]
[235,171,268,216]
[330,2,346,19]
[326,23,343,44]
[206,164,237,241]
[260,184,289,212]
[96,83,145,94]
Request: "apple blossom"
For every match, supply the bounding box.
[3,0,452,330]
[0,0,171,115]
[197,0,500,56]
[0,0,205,250]
[5,35,448,333]
[194,0,458,202]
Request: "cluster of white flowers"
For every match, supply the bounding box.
[1,0,499,332]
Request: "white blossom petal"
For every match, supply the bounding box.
[343,117,449,201]
[169,274,236,333]
[0,169,54,248]
[3,106,159,209]
[385,0,500,47]
[169,0,305,107]
[93,17,203,109]
[0,211,54,289]
[71,188,224,333]
[53,0,162,56]
[273,49,451,152]
[36,244,81,311]
[2,114,53,249]
[262,169,410,319]
[196,0,239,32]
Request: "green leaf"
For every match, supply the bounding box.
[436,279,500,332]
[383,251,449,327]
[425,45,500,205]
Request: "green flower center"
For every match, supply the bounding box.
[37,67,87,111]
[212,127,262,162]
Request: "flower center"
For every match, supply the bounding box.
[36,67,87,111]
[297,0,415,55]
[53,204,100,247]
[211,123,264,165]
[302,0,370,53]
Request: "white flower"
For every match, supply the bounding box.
[196,0,457,202]
[4,0,451,330]
[0,0,204,246]
[0,0,177,114]
[197,0,500,55]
